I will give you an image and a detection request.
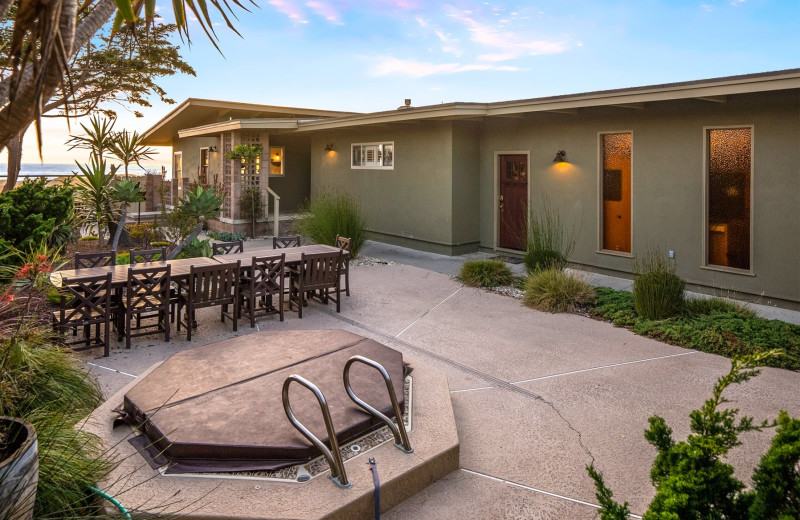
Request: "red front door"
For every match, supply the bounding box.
[498,154,528,250]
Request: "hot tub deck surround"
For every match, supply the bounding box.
[88,330,458,520]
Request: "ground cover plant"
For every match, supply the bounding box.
[588,353,800,519]
[591,287,800,370]
[0,179,75,252]
[459,259,513,287]
[207,230,247,242]
[524,268,595,313]
[295,192,367,257]
[524,197,577,274]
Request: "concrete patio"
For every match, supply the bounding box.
[78,242,800,519]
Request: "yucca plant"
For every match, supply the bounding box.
[73,157,119,246]
[109,130,156,179]
[109,179,144,251]
[166,186,222,259]
[295,192,367,257]
[66,115,116,161]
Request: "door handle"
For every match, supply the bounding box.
[499,203,504,211]
[499,195,504,202]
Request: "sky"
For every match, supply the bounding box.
[6,0,800,171]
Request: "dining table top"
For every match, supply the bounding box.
[213,243,346,266]
[51,244,347,288]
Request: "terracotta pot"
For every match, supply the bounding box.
[0,417,38,520]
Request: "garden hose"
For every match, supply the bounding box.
[87,485,132,520]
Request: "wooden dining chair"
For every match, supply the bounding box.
[177,261,240,340]
[52,273,113,356]
[212,240,244,255]
[129,247,167,264]
[288,251,342,319]
[240,254,285,327]
[75,251,116,268]
[335,235,351,297]
[273,235,301,249]
[118,265,171,349]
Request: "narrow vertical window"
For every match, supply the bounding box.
[707,128,751,270]
[173,152,183,198]
[601,133,632,253]
[269,147,284,176]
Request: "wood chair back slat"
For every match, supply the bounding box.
[273,235,301,249]
[212,240,244,255]
[129,247,167,264]
[75,251,116,268]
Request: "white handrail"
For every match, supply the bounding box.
[266,187,280,236]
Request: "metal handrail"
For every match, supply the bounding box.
[343,356,413,454]
[282,374,351,488]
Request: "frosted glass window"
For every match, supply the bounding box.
[269,147,284,176]
[601,133,632,253]
[707,128,751,270]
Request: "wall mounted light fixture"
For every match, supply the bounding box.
[208,146,217,153]
[553,150,567,163]
[324,143,335,152]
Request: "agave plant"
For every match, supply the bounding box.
[166,186,222,259]
[73,157,119,246]
[110,179,145,251]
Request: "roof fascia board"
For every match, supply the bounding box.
[296,105,487,131]
[178,119,299,138]
[487,75,800,116]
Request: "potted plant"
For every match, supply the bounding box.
[0,417,38,520]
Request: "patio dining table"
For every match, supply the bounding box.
[50,256,221,288]
[211,243,347,266]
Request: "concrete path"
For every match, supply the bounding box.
[79,245,800,519]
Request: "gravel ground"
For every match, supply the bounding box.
[351,255,395,267]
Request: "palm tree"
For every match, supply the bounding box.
[109,130,156,179]
[73,157,118,247]
[110,179,144,251]
[66,115,116,161]
[166,186,222,259]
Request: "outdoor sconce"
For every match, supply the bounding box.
[553,150,567,163]
[324,143,335,152]
[208,146,217,153]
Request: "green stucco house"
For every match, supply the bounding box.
[142,68,800,305]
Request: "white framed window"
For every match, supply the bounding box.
[268,146,284,176]
[351,142,394,169]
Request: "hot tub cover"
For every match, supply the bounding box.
[120,329,407,474]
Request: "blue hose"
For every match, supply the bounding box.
[87,485,132,520]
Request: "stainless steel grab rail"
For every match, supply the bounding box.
[343,355,413,454]
[282,375,351,488]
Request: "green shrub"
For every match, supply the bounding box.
[591,287,800,370]
[127,222,157,248]
[295,192,367,257]
[177,237,213,259]
[459,259,513,287]
[0,179,75,250]
[116,252,131,264]
[524,268,595,313]
[151,240,170,247]
[78,235,99,241]
[524,197,576,274]
[588,353,800,520]
[684,297,756,319]
[633,247,685,320]
[207,231,247,242]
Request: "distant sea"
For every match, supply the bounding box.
[0,163,170,178]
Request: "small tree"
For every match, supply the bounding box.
[110,179,144,251]
[587,352,800,520]
[166,187,222,259]
[239,187,263,238]
[73,158,118,247]
[109,130,156,179]
[66,115,116,161]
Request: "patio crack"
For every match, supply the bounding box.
[323,308,598,467]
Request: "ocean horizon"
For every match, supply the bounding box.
[0,163,170,177]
